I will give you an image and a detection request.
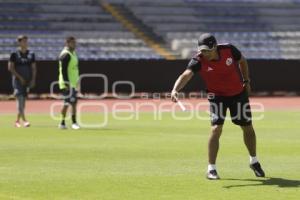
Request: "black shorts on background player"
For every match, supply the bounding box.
[12,79,29,96]
[62,88,77,105]
[208,89,252,126]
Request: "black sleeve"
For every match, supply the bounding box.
[9,52,16,63]
[230,45,242,61]
[187,57,201,73]
[60,53,70,82]
[31,53,36,63]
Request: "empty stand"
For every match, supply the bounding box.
[117,0,300,59]
[0,0,163,60]
[1,0,300,60]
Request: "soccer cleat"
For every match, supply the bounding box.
[58,123,67,129]
[15,121,21,128]
[71,123,80,130]
[206,170,220,180]
[23,121,30,127]
[250,162,265,177]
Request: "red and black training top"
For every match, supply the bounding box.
[187,44,244,97]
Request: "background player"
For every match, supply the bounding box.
[58,36,80,130]
[8,35,37,128]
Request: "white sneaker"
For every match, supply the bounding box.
[58,123,67,129]
[15,121,21,128]
[71,123,80,130]
[206,170,220,180]
[23,121,30,127]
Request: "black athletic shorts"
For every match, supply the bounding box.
[61,88,78,105]
[208,90,252,126]
[12,78,29,97]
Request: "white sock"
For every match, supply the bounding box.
[250,156,258,165]
[208,164,217,172]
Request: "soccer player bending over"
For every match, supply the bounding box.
[171,33,265,180]
[58,36,80,130]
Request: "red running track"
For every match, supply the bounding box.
[0,97,299,114]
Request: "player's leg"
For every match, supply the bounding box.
[19,94,30,127]
[241,125,256,156]
[14,81,27,127]
[241,125,265,177]
[229,91,255,155]
[16,91,30,127]
[207,125,223,180]
[208,124,223,165]
[15,94,23,127]
[230,90,265,177]
[59,89,69,129]
[70,103,80,129]
[70,88,80,130]
[60,104,68,128]
[206,96,227,180]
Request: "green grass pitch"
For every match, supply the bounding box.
[0,111,299,200]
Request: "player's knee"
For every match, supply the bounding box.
[211,125,223,136]
[241,125,255,135]
[17,95,25,114]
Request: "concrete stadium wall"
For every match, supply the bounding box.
[0,60,299,94]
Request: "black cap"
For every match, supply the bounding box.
[198,33,217,51]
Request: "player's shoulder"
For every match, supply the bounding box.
[217,43,235,50]
[25,50,35,59]
[27,50,36,61]
[27,49,35,55]
[9,51,17,61]
[9,50,17,56]
[190,52,201,61]
[59,52,71,61]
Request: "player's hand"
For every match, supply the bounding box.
[19,77,27,86]
[244,83,251,95]
[64,83,70,91]
[29,80,36,88]
[171,90,178,102]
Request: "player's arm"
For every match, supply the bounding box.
[239,56,250,82]
[8,54,26,85]
[171,56,201,102]
[60,53,70,89]
[239,55,251,94]
[231,45,251,94]
[171,69,194,101]
[30,54,37,88]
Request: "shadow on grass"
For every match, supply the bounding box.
[223,177,300,189]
